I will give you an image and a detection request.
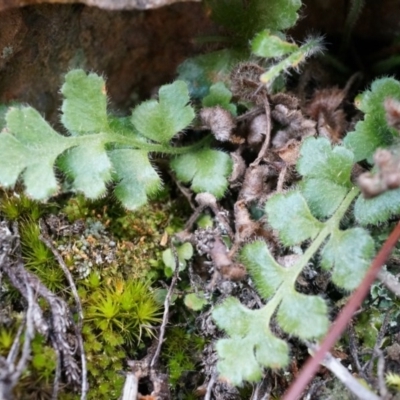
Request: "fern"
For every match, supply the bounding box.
[212,136,384,385]
[0,70,232,209]
[212,72,400,382]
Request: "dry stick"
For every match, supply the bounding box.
[277,164,288,193]
[39,225,88,400]
[12,280,35,384]
[150,243,180,368]
[251,97,271,167]
[378,269,400,297]
[235,105,264,122]
[6,313,25,365]
[120,371,139,400]
[320,349,380,400]
[283,220,400,400]
[204,372,217,400]
[364,309,392,377]
[347,324,368,382]
[375,349,389,398]
[52,351,62,400]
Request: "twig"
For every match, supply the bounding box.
[347,324,368,381]
[150,243,180,368]
[283,220,400,400]
[376,349,389,398]
[378,269,400,297]
[236,105,264,122]
[364,309,392,377]
[320,348,379,400]
[251,98,271,167]
[6,316,25,365]
[204,371,217,400]
[12,279,35,384]
[39,221,88,400]
[52,350,62,400]
[277,164,288,193]
[121,371,139,400]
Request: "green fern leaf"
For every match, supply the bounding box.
[131,80,195,143]
[108,149,161,210]
[0,107,70,198]
[241,241,288,298]
[277,289,329,339]
[213,297,289,385]
[171,148,232,198]
[61,69,109,135]
[344,77,400,162]
[59,143,112,199]
[354,188,400,225]
[202,82,237,115]
[321,227,375,290]
[297,137,354,218]
[265,191,323,246]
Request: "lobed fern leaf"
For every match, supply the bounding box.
[212,138,375,385]
[0,70,232,209]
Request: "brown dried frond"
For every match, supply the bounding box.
[239,164,274,204]
[230,62,267,103]
[306,87,347,143]
[385,98,400,132]
[200,106,236,142]
[358,149,400,198]
[270,92,299,110]
[271,103,316,148]
[247,113,269,146]
[229,150,246,184]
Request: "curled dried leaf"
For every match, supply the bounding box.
[358,149,400,198]
[195,192,218,208]
[275,138,301,165]
[271,103,315,148]
[270,92,299,109]
[248,114,268,146]
[234,200,259,241]
[229,151,247,184]
[200,106,236,142]
[306,87,347,143]
[385,98,400,132]
[239,164,273,203]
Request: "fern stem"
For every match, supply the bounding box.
[68,132,213,155]
[290,186,360,284]
[261,187,360,323]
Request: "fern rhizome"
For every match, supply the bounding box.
[1,0,400,399]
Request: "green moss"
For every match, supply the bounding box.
[163,327,205,389]
[0,190,42,221]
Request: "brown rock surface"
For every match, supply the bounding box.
[0,3,212,121]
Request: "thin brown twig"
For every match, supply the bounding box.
[283,220,400,400]
[364,308,392,377]
[347,324,369,382]
[150,242,180,368]
[251,98,271,167]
